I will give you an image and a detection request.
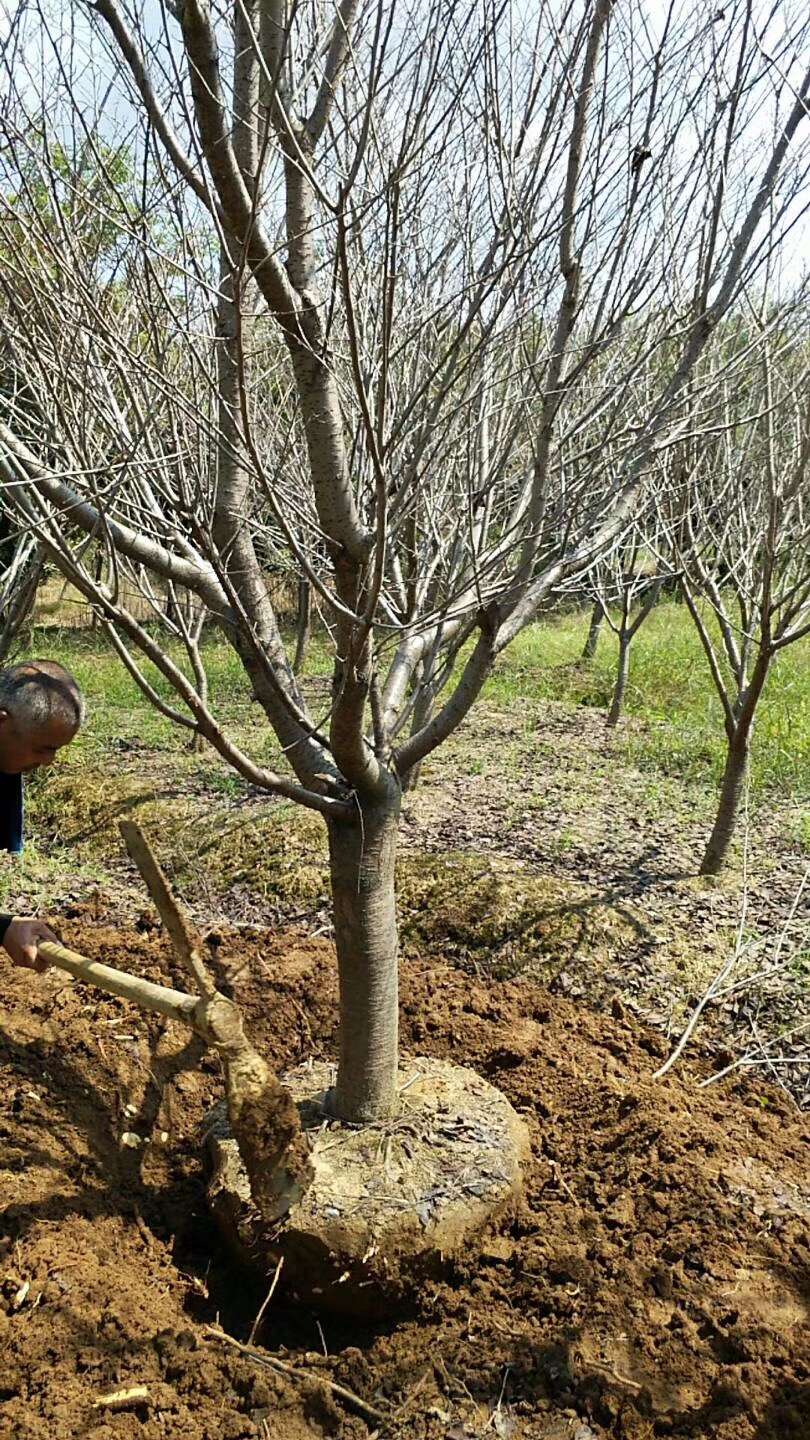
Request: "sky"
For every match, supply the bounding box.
[1,0,807,296]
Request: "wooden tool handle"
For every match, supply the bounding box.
[38,940,201,1027]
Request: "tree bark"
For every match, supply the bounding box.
[292,578,311,675]
[607,634,630,726]
[581,599,603,660]
[700,648,771,876]
[700,729,751,875]
[401,668,433,793]
[327,778,401,1123]
[0,549,42,664]
[186,606,209,754]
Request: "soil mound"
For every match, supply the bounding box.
[1,918,807,1439]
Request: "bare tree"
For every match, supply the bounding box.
[583,528,670,727]
[0,0,808,1134]
[667,339,810,874]
[0,530,43,664]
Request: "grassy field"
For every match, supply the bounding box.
[489,602,810,798]
[25,598,810,800]
[4,598,806,1073]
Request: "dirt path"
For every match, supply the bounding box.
[1,919,807,1439]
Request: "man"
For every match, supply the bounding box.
[0,660,84,971]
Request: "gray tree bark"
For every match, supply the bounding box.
[606,635,630,727]
[700,731,751,875]
[606,578,663,727]
[700,654,770,875]
[292,579,311,676]
[327,778,401,1123]
[401,677,432,794]
[581,599,604,660]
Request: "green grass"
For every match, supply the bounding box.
[4,606,801,1042]
[484,602,810,798]
[26,625,283,768]
[24,599,810,821]
[0,840,107,913]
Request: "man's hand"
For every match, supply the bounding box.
[2,917,59,973]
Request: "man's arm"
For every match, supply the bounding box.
[0,914,58,972]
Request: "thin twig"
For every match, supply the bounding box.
[367,1368,431,1439]
[653,789,752,1081]
[587,1359,643,1391]
[248,1258,284,1346]
[203,1326,389,1424]
[699,1019,810,1089]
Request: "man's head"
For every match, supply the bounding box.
[0,660,84,774]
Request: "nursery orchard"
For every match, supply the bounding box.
[0,603,807,1439]
[0,0,809,1436]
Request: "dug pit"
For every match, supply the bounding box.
[206,1055,530,1315]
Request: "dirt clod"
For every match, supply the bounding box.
[208,1056,529,1314]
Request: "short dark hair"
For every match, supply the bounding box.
[0,660,85,731]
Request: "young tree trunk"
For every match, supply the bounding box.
[606,634,630,726]
[327,779,401,1124]
[0,550,42,664]
[292,578,311,676]
[700,729,751,875]
[187,615,209,754]
[401,678,433,794]
[581,599,604,660]
[90,547,104,631]
[700,650,770,876]
[165,588,180,628]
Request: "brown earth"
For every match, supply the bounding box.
[1,917,808,1439]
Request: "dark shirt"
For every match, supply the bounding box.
[0,771,23,855]
[0,771,23,944]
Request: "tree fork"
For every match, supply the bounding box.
[607,636,631,727]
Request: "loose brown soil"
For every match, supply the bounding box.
[1,918,807,1439]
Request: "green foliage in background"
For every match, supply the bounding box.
[487,601,809,798]
[23,596,810,850]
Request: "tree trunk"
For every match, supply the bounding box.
[581,599,603,660]
[91,547,104,631]
[186,612,209,754]
[327,780,401,1124]
[292,578,311,675]
[700,649,771,876]
[401,676,433,793]
[0,551,42,664]
[700,730,751,875]
[606,635,630,726]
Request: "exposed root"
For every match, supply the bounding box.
[200,993,313,1219]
